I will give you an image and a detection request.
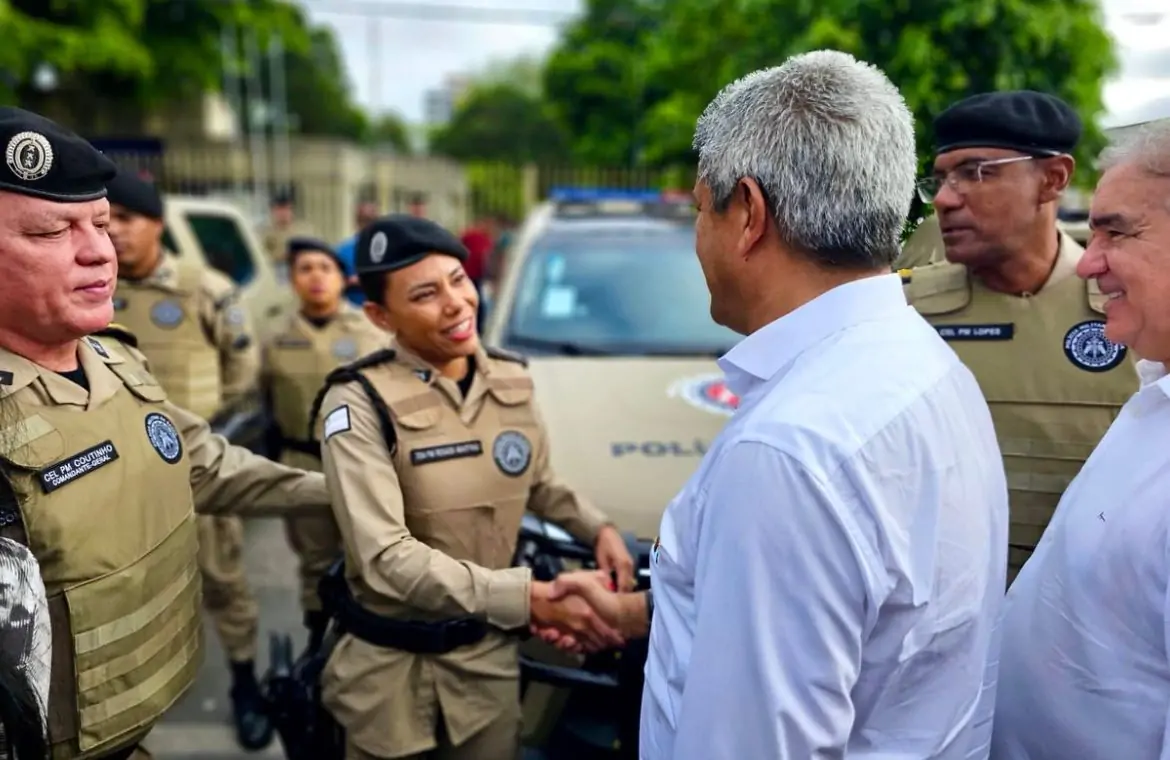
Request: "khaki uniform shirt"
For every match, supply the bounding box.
[903,232,1139,573]
[0,335,329,759]
[114,252,260,418]
[315,341,611,758]
[262,220,316,266]
[894,215,945,271]
[261,304,387,470]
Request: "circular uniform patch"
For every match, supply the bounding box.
[667,374,740,417]
[492,430,531,477]
[6,131,53,181]
[144,412,183,464]
[369,231,388,264]
[1063,320,1127,373]
[150,299,185,329]
[332,337,358,361]
[225,305,246,326]
[112,296,128,312]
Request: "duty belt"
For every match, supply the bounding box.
[282,437,321,458]
[319,562,489,654]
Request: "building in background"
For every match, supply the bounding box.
[422,73,472,126]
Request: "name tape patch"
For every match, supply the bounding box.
[933,323,1014,341]
[38,440,119,493]
[410,440,484,466]
[323,405,351,440]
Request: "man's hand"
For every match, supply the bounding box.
[529,578,625,653]
[531,570,651,654]
[594,524,636,592]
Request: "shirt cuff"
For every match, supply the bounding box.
[485,566,532,630]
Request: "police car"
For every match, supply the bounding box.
[482,188,740,757]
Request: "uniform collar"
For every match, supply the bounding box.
[0,337,126,409]
[390,338,492,412]
[1032,231,1082,295]
[123,250,182,291]
[718,273,908,399]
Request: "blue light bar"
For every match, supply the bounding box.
[549,187,663,203]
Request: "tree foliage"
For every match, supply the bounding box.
[429,83,568,164]
[543,0,1118,180]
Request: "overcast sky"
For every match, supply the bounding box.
[298,0,1170,127]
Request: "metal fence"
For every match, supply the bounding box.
[98,136,696,240]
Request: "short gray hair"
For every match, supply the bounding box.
[1098,120,1170,179]
[693,50,917,268]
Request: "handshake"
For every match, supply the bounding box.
[528,570,649,654]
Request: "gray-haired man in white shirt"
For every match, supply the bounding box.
[992,122,1170,760]
[539,50,1009,760]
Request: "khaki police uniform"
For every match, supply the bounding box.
[0,331,329,760]
[261,304,386,612]
[315,342,611,760]
[894,214,944,271]
[263,220,316,267]
[114,253,263,664]
[903,232,1139,581]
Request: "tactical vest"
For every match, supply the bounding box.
[0,338,200,759]
[114,256,221,419]
[904,255,1137,556]
[314,349,539,619]
[267,312,382,460]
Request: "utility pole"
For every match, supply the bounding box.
[242,27,271,204]
[220,25,246,200]
[267,34,292,190]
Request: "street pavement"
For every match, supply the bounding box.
[146,517,304,760]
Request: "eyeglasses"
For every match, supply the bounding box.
[916,155,1038,204]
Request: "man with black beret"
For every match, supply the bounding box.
[901,90,1139,584]
[306,214,632,760]
[105,168,274,750]
[260,189,316,276]
[0,107,332,759]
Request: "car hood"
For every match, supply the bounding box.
[527,356,738,541]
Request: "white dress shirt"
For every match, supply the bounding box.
[992,359,1170,760]
[640,273,1009,760]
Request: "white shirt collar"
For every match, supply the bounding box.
[717,273,908,398]
[1136,359,1170,397]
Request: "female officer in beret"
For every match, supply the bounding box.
[310,214,633,760]
[261,237,386,641]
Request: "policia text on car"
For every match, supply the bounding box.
[302,214,634,760]
[0,106,333,760]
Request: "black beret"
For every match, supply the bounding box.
[355,214,467,276]
[105,168,164,220]
[0,106,116,202]
[934,90,1082,157]
[271,189,294,207]
[286,235,343,269]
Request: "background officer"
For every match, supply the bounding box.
[262,190,316,279]
[0,106,331,760]
[262,236,385,641]
[105,170,270,749]
[313,214,633,760]
[905,90,1139,583]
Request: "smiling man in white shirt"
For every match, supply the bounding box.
[542,50,1009,760]
[991,122,1170,760]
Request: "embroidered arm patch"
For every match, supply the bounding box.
[323,405,352,440]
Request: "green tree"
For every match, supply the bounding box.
[544,0,1118,181]
[429,82,568,164]
[542,0,665,166]
[470,53,547,99]
[0,0,308,133]
[366,112,413,154]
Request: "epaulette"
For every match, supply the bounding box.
[485,345,529,367]
[91,322,139,349]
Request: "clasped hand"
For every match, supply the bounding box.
[529,569,627,654]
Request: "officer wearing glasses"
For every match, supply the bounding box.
[902,90,1139,585]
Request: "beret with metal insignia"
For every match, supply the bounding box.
[934,90,1083,157]
[0,106,116,202]
[105,167,164,220]
[354,214,468,276]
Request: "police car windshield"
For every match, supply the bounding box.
[504,228,740,355]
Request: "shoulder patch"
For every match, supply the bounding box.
[485,345,529,367]
[91,323,139,349]
[323,405,351,440]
